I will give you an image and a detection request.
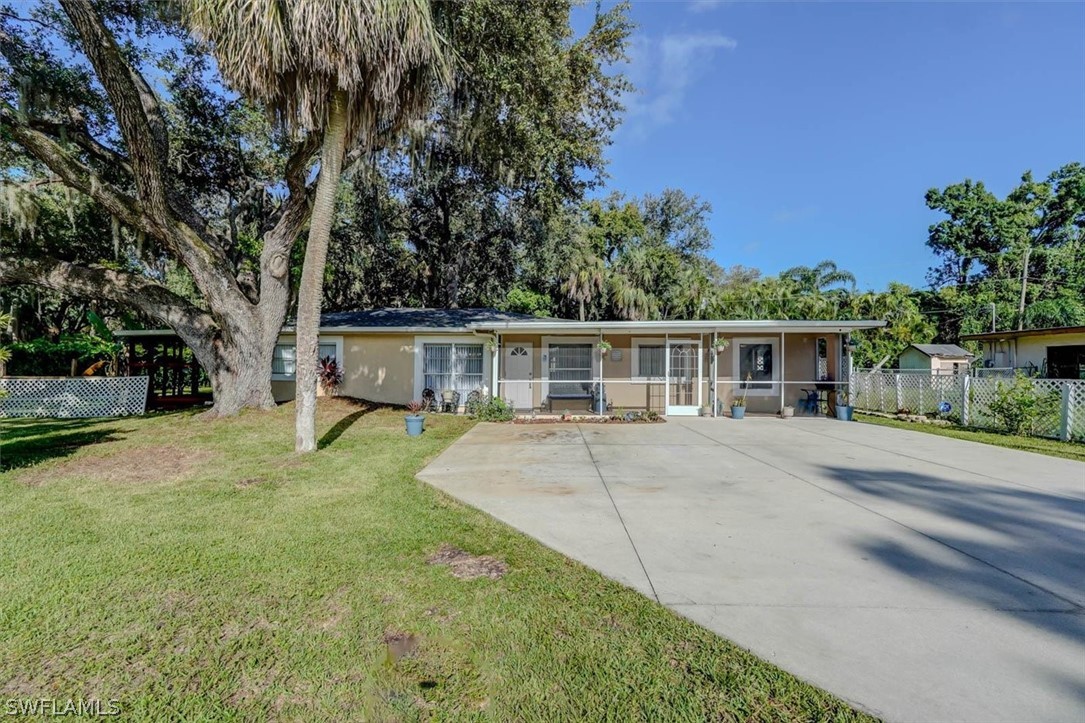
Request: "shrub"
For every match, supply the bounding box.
[406,400,424,414]
[472,396,515,422]
[317,355,343,392]
[987,373,1061,436]
[7,335,122,376]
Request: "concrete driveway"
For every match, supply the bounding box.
[418,418,1085,722]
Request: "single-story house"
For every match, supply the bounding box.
[897,344,974,375]
[959,326,1085,380]
[260,308,886,416]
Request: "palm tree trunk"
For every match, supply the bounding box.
[295,91,349,453]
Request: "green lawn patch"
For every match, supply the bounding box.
[856,412,1085,462]
[1,400,873,721]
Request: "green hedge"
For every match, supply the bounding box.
[6,336,122,377]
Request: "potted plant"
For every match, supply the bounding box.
[712,337,730,353]
[318,355,344,396]
[596,339,612,357]
[405,400,426,436]
[731,373,750,419]
[835,389,854,421]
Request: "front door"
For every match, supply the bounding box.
[665,340,701,415]
[503,343,533,410]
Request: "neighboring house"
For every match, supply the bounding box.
[959,326,1085,380]
[897,344,974,375]
[118,308,886,416]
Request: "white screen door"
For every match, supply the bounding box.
[503,343,533,410]
[665,340,701,415]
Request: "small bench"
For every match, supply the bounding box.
[546,383,605,413]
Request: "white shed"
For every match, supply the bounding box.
[898,344,974,375]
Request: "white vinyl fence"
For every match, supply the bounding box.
[0,377,149,418]
[852,371,1084,442]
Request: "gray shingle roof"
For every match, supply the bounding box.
[911,344,974,358]
[316,307,554,330]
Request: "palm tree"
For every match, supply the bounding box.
[185,0,450,452]
[562,243,605,321]
[608,273,657,320]
[781,260,856,293]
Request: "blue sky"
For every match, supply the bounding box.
[576,1,1085,290]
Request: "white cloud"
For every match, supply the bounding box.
[621,32,737,141]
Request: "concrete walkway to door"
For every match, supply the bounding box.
[417,417,1085,723]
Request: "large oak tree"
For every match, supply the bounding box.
[1,0,317,416]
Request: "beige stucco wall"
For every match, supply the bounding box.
[340,333,416,403]
[272,332,416,404]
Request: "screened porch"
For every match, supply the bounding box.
[490,329,856,417]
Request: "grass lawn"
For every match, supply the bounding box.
[856,412,1085,462]
[0,400,872,721]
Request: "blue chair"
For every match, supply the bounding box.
[799,389,819,416]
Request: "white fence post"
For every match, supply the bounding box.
[1060,383,1073,442]
[895,374,902,412]
[961,374,970,426]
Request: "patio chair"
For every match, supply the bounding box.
[440,389,460,414]
[799,388,819,416]
[421,388,439,413]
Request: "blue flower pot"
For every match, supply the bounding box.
[731,405,746,420]
[405,414,425,436]
[835,405,853,421]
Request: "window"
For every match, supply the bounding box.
[272,341,338,380]
[816,337,828,380]
[423,343,484,396]
[272,344,296,378]
[1047,345,1085,380]
[548,343,592,394]
[632,338,666,379]
[636,345,665,378]
[734,339,777,394]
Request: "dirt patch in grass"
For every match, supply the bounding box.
[382,629,420,663]
[235,476,268,490]
[17,444,215,487]
[427,543,508,580]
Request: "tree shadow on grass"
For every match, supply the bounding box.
[318,399,381,450]
[1,419,129,472]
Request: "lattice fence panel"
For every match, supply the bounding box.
[853,371,1085,441]
[0,377,149,418]
[851,372,964,417]
[1070,383,1085,442]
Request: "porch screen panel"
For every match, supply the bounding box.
[549,344,592,395]
[424,343,484,396]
